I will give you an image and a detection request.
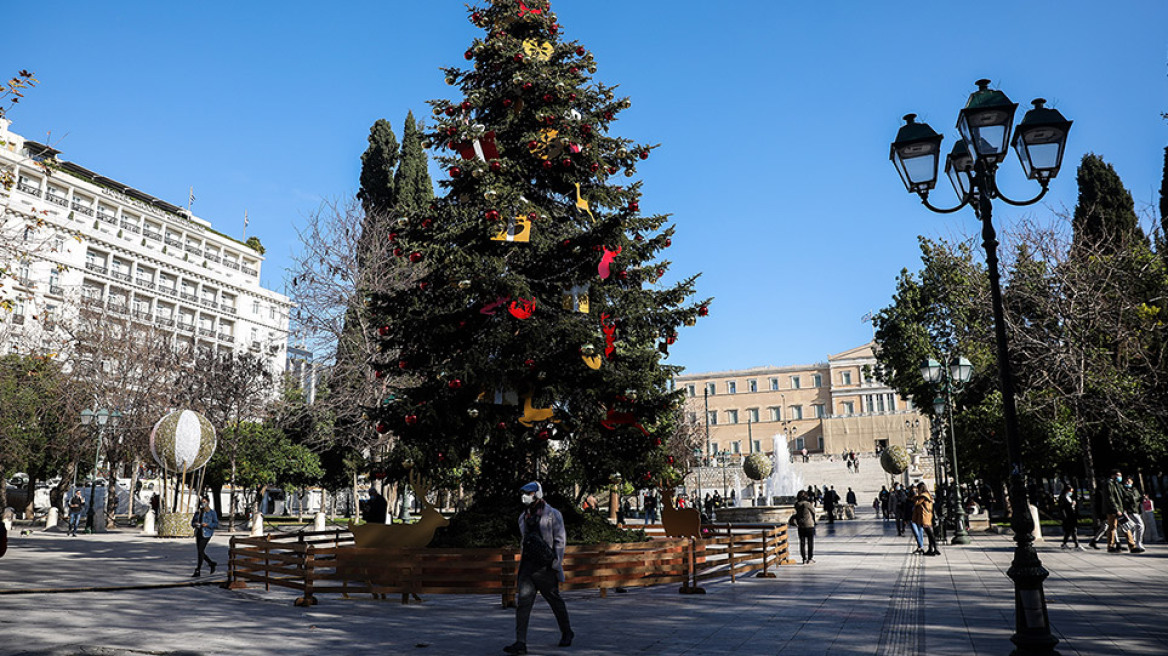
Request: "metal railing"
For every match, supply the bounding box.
[242,266,258,277]
[46,195,68,207]
[84,262,108,275]
[17,182,40,196]
[223,261,241,271]
[165,237,183,248]
[143,230,162,241]
[97,212,117,224]
[71,202,94,216]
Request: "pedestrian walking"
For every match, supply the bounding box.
[891,482,908,536]
[505,482,573,655]
[1123,478,1146,553]
[1058,484,1082,550]
[793,490,817,564]
[823,486,837,524]
[846,487,857,507]
[912,482,940,556]
[1140,493,1160,543]
[879,486,890,520]
[1092,469,1135,553]
[67,491,85,536]
[190,495,219,576]
[643,493,658,525]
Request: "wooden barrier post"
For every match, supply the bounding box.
[226,535,249,589]
[294,544,318,606]
[679,536,706,594]
[756,527,777,578]
[727,525,736,583]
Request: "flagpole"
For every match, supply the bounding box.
[243,210,249,240]
[187,186,194,213]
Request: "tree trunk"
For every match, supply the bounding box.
[0,473,7,511]
[351,471,360,520]
[128,458,142,519]
[24,475,36,520]
[229,453,238,533]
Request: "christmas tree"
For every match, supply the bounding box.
[368,0,707,539]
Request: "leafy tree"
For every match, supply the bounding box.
[207,422,322,514]
[245,236,265,255]
[368,1,706,545]
[393,110,434,215]
[1072,153,1145,254]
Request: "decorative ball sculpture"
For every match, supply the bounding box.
[149,410,217,472]
[880,445,911,475]
[743,453,774,481]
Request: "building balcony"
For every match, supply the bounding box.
[221,305,237,316]
[199,299,218,310]
[109,271,132,282]
[218,333,234,343]
[158,286,177,297]
[46,195,68,207]
[16,182,40,196]
[120,221,141,234]
[198,327,214,337]
[165,237,183,248]
[135,279,155,291]
[16,277,31,288]
[143,230,162,242]
[71,202,94,216]
[81,295,103,308]
[223,261,241,271]
[180,292,198,302]
[242,266,258,277]
[132,311,153,323]
[184,244,202,254]
[11,314,25,325]
[204,252,221,263]
[48,285,63,296]
[249,341,261,351]
[107,304,129,315]
[97,212,117,224]
[177,322,195,333]
[84,262,108,275]
[154,317,176,328]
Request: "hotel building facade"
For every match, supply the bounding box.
[675,343,930,460]
[0,119,291,373]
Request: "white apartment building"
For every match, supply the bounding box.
[0,119,291,373]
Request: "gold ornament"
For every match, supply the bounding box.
[522,39,554,62]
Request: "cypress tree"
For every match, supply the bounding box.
[1158,146,1167,236]
[393,111,434,215]
[357,119,399,219]
[1072,153,1144,253]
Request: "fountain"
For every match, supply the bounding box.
[715,434,803,524]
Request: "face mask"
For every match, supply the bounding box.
[521,493,535,506]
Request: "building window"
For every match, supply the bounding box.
[887,394,897,412]
[727,381,737,394]
[813,404,826,418]
[769,407,781,422]
[795,436,805,451]
[747,379,757,393]
[747,408,759,423]
[877,395,886,412]
[791,376,801,389]
[686,384,696,397]
[731,441,741,454]
[707,411,717,426]
[812,373,822,388]
[705,383,716,396]
[841,401,855,415]
[769,377,779,391]
[686,412,697,423]
[726,409,738,424]
[753,440,761,454]
[866,396,875,413]
[842,371,852,385]
[253,300,261,315]
[791,405,804,420]
[817,436,825,450]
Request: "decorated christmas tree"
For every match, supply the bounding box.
[368,0,707,538]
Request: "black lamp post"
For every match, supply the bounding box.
[923,357,974,544]
[890,79,1070,656]
[80,408,121,533]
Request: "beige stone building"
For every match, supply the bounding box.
[674,343,930,460]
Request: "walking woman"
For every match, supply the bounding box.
[912,482,940,556]
[794,490,817,564]
[1059,483,1083,550]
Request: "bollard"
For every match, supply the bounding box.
[1028,504,1044,544]
[3,507,14,532]
[313,512,326,532]
[47,507,60,530]
[250,512,265,537]
[143,509,157,536]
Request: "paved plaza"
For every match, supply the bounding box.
[1,512,1165,655]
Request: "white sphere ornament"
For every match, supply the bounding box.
[150,410,217,471]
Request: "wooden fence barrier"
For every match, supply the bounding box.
[226,523,793,606]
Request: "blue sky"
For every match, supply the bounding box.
[8,1,1166,374]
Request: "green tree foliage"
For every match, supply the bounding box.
[245,236,265,255]
[367,1,707,543]
[206,422,322,503]
[1072,153,1145,254]
[357,118,400,219]
[393,110,434,215]
[1159,146,1167,235]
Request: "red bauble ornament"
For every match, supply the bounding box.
[665,238,672,247]
[604,111,614,120]
[503,98,514,108]
[523,82,534,91]
[590,162,600,172]
[634,234,644,242]
[666,334,677,345]
[618,271,628,280]
[490,161,502,172]
[418,282,430,290]
[607,166,618,174]
[667,455,675,464]
[561,158,573,168]
[421,218,432,229]
[444,106,457,116]
[569,67,578,74]
[449,166,462,178]
[378,325,390,336]
[656,268,665,277]
[582,124,593,135]
[393,247,403,257]
[527,211,538,221]
[576,46,586,56]
[513,52,524,62]
[374,369,385,379]
[542,160,553,169]
[471,11,482,23]
[446,126,457,136]
[561,239,572,247]
[542,93,554,103]
[698,305,709,316]
[485,209,501,221]
[527,140,539,150]
[538,429,551,440]
[375,422,389,434]
[568,93,577,101]
[628,201,639,212]
[654,437,663,446]
[642,472,653,482]
[448,379,463,389]
[496,421,508,430]
[404,414,418,425]
[524,358,536,369]
[549,24,558,34]
[461,100,472,111]
[409,251,423,263]
[639,150,650,160]
[464,50,474,60]
[398,360,408,369]
[388,232,398,242]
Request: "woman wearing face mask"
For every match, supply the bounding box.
[504,481,573,655]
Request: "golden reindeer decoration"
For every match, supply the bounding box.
[348,471,450,549]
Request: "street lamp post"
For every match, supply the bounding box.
[926,423,947,541]
[923,357,975,544]
[891,79,1070,656]
[79,408,122,533]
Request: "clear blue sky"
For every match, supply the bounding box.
[8,1,1166,374]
